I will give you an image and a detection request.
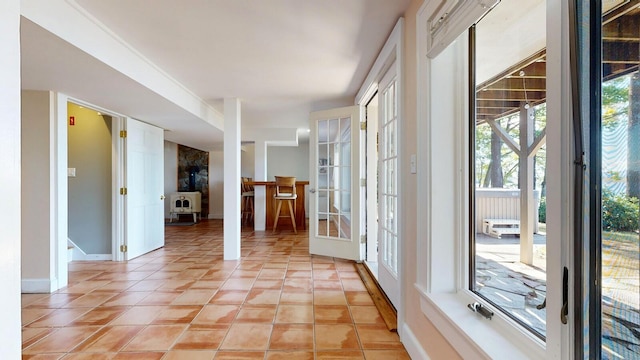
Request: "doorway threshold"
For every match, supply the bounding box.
[364,260,379,279]
[355,262,397,331]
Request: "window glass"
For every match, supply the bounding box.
[600,3,640,358]
[472,0,547,339]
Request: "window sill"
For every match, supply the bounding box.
[416,285,545,359]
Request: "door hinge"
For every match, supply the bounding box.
[119,245,128,252]
[120,187,127,195]
[360,122,367,130]
[360,178,366,187]
[360,235,366,244]
[120,130,127,138]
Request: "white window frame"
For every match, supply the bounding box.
[415,0,573,358]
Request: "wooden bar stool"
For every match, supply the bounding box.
[272,176,297,233]
[241,177,254,225]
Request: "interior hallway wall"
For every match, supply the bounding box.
[401,0,461,358]
[267,142,309,181]
[241,143,255,178]
[209,150,224,219]
[205,147,242,219]
[67,103,112,254]
[268,142,310,216]
[163,140,178,218]
[21,90,54,291]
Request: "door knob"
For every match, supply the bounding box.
[160,195,165,200]
[309,188,316,193]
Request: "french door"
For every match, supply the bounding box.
[309,106,362,260]
[377,64,400,308]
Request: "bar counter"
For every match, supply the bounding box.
[247,181,309,230]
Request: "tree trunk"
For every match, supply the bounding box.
[483,162,491,187]
[490,130,504,187]
[628,74,640,198]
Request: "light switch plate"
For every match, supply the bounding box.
[68,168,76,177]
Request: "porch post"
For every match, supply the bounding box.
[628,75,640,198]
[519,105,535,264]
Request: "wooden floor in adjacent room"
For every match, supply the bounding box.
[21,220,410,359]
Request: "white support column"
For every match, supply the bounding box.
[519,105,535,264]
[0,0,23,357]
[54,93,69,288]
[254,140,267,231]
[223,98,241,260]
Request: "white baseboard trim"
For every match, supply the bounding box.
[208,214,223,219]
[73,253,112,261]
[401,322,431,360]
[22,278,55,293]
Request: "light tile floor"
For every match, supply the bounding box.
[22,220,410,359]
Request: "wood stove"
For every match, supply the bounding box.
[169,192,202,222]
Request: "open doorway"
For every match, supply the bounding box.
[67,102,115,260]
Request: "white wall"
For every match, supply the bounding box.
[401,0,464,358]
[209,150,224,218]
[268,142,310,217]
[267,142,309,181]
[205,141,308,220]
[21,91,55,292]
[67,104,112,254]
[241,144,255,178]
[163,140,178,218]
[0,0,23,357]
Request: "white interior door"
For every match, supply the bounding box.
[377,65,400,308]
[309,106,362,260]
[125,118,164,260]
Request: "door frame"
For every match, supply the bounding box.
[61,96,127,263]
[355,18,405,333]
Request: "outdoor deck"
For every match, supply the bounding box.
[476,231,640,358]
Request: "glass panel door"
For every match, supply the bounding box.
[378,64,400,308]
[309,106,361,260]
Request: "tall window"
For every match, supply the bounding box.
[471,0,548,339]
[578,0,640,359]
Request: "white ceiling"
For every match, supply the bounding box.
[20,0,411,150]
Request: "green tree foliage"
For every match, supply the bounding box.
[602,189,639,232]
[602,76,629,130]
